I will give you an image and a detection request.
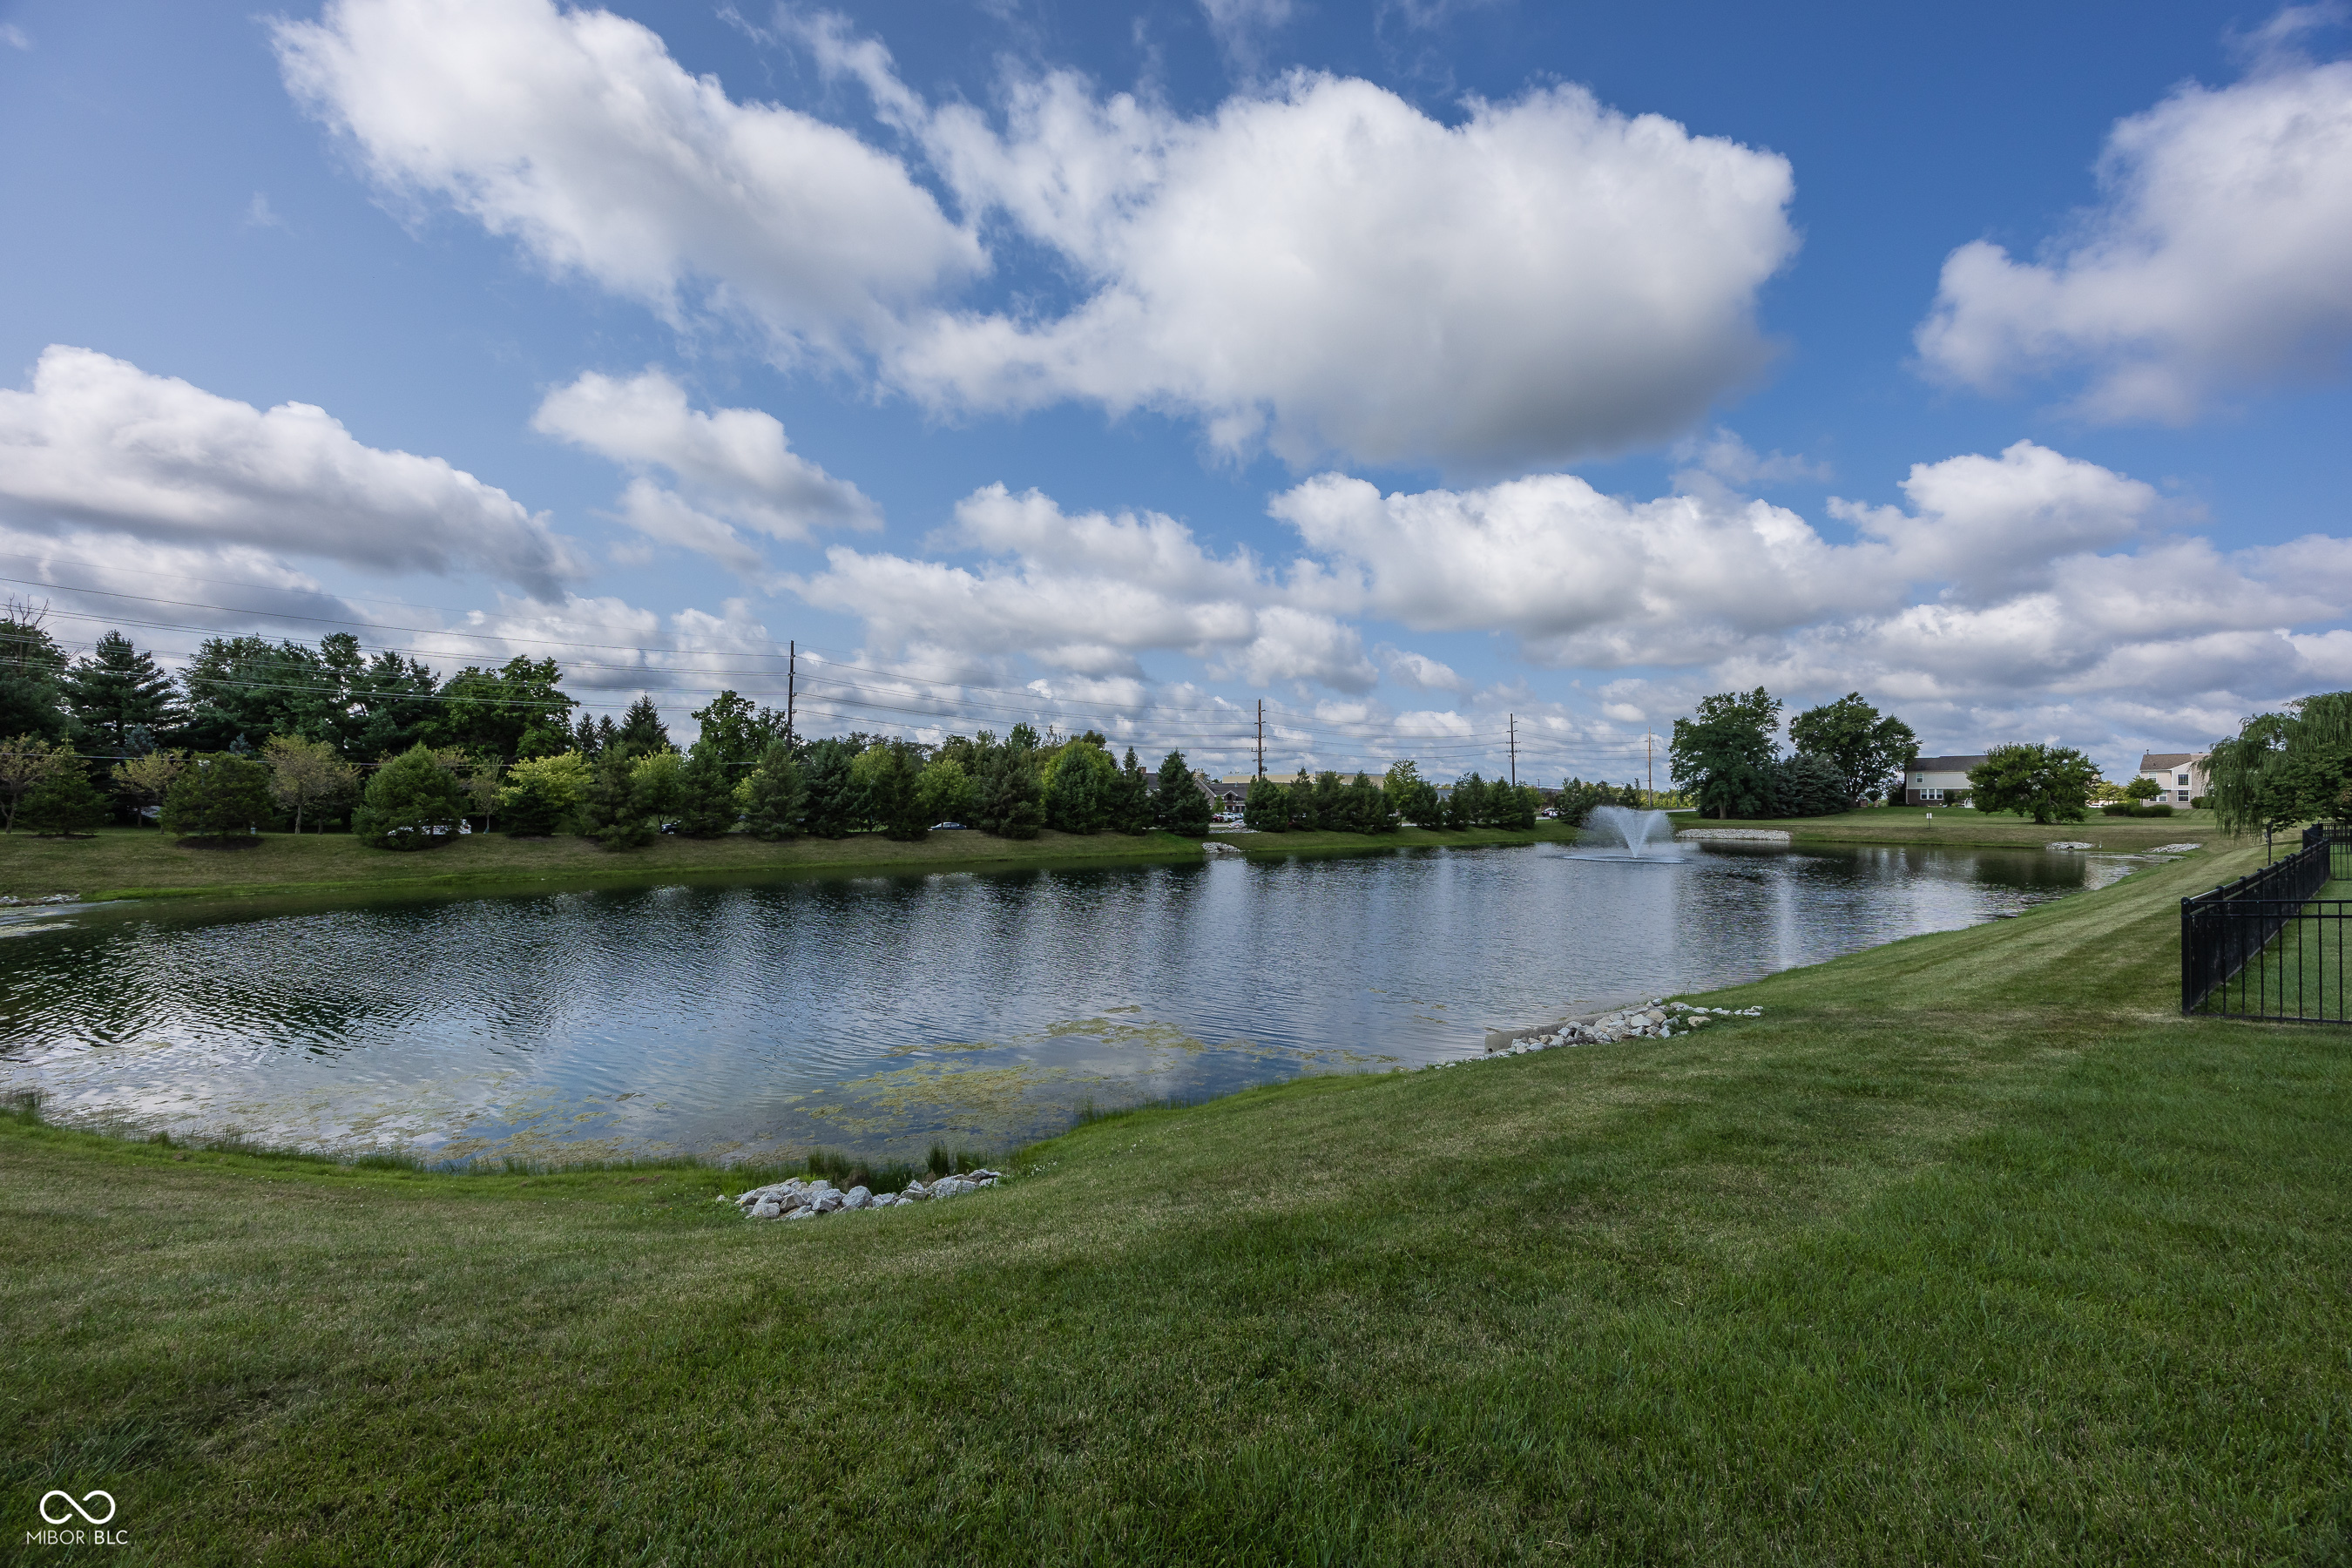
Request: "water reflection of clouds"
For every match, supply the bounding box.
[0,843,2132,1162]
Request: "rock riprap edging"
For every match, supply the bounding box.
[728,1171,1004,1221]
[1674,828,1790,843]
[1461,1001,1761,1064]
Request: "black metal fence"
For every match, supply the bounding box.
[2182,825,2352,1020]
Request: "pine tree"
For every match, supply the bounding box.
[62,631,180,756]
[1448,774,1489,831]
[1155,750,1210,836]
[1243,774,1288,831]
[671,751,740,837]
[1044,741,1112,834]
[970,736,1043,838]
[161,753,276,841]
[1284,767,1319,831]
[738,743,808,840]
[579,750,656,848]
[1114,748,1154,835]
[615,695,670,756]
[801,739,860,838]
[868,742,929,841]
[1313,770,1348,830]
[351,746,468,848]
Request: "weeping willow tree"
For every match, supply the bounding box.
[2206,693,2352,836]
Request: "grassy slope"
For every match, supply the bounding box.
[1719,802,2221,851]
[7,843,2350,1563]
[0,822,1589,902]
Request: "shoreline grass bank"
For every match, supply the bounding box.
[6,838,2349,1560]
[0,821,1596,904]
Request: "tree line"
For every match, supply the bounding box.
[1668,689,1920,819]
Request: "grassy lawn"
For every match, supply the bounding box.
[1713,802,2225,852]
[0,824,1214,902]
[7,837,2349,1561]
[0,822,1601,903]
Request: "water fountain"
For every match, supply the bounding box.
[1583,804,1676,856]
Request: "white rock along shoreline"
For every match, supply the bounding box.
[728,1170,1004,1220]
[1470,1000,1761,1060]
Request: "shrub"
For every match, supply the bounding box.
[2139,801,2174,817]
[2100,802,2137,817]
[499,753,590,836]
[352,746,468,848]
[20,767,108,835]
[161,753,276,841]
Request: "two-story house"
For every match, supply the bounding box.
[2138,752,2207,805]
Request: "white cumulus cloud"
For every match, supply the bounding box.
[1916,38,2352,421]
[280,1,1798,470]
[532,368,878,578]
[273,0,982,363]
[0,346,578,596]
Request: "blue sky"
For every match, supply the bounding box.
[2,0,2349,783]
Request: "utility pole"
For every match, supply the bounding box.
[1507,713,1517,787]
[1645,730,1656,808]
[1256,699,1266,776]
[785,640,796,746]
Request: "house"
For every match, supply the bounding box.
[1902,755,1988,806]
[1202,772,1307,809]
[2138,752,2208,806]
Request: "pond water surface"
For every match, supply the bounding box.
[0,838,2150,1163]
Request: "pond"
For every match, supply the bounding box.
[0,839,2150,1165]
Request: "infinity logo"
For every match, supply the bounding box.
[39,1490,116,1525]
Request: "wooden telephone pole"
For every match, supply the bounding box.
[1256,699,1266,776]
[785,641,796,745]
[1507,713,1517,787]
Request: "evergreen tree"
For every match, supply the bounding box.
[1284,767,1319,830]
[1363,773,1402,833]
[0,608,72,743]
[1113,747,1154,835]
[867,741,929,841]
[970,735,1044,839]
[1342,773,1382,833]
[1044,740,1114,834]
[327,636,442,761]
[801,739,860,838]
[160,753,276,841]
[573,713,603,757]
[20,766,108,835]
[62,631,179,757]
[738,743,808,840]
[1384,760,1441,828]
[579,750,656,848]
[614,695,671,756]
[1489,781,1538,829]
[1448,774,1490,830]
[1312,770,1348,830]
[671,750,740,837]
[1767,754,1849,818]
[1243,774,1288,830]
[1155,750,1211,836]
[351,745,468,848]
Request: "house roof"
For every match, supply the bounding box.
[2139,752,2203,772]
[1909,754,1989,773]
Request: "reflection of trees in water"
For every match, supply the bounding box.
[5,845,2120,1154]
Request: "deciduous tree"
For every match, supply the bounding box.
[1787,693,1916,808]
[0,733,75,833]
[1670,688,1781,820]
[111,748,186,828]
[263,734,358,834]
[1967,744,2102,825]
[500,753,591,836]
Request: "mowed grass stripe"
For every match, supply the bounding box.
[6,841,2349,1563]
